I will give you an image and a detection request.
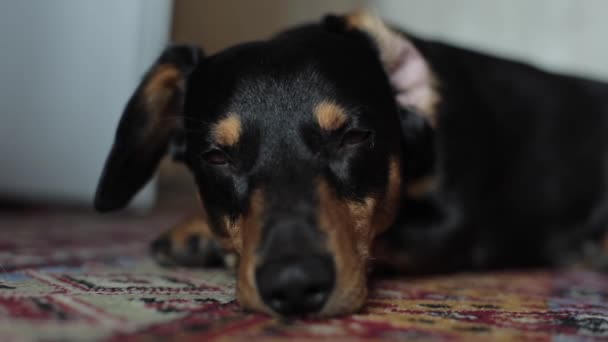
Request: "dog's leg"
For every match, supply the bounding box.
[151,215,236,268]
[543,203,608,271]
[563,233,608,271]
[371,195,470,274]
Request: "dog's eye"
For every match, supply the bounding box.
[201,149,229,165]
[340,129,371,147]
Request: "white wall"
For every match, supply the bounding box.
[372,0,608,80]
[0,0,172,207]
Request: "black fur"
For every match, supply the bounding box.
[94,45,203,212]
[182,25,402,256]
[96,17,608,273]
[390,35,608,270]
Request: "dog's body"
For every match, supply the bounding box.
[95,11,608,317]
[380,33,608,273]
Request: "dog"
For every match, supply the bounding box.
[94,11,608,317]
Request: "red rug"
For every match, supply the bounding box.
[1,210,608,341]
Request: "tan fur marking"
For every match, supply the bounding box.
[317,180,369,316]
[314,101,348,131]
[212,114,242,147]
[138,64,184,141]
[347,198,377,259]
[372,158,403,235]
[221,189,263,255]
[194,192,235,250]
[407,175,438,198]
[162,215,216,251]
[162,192,231,255]
[143,64,182,115]
[316,157,402,316]
[230,189,273,315]
[346,10,403,71]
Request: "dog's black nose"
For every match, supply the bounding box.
[256,256,334,316]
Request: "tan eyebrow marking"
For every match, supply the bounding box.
[212,113,242,146]
[314,101,348,131]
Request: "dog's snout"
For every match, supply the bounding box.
[256,256,334,316]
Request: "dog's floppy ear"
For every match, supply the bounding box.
[324,10,440,126]
[94,45,203,212]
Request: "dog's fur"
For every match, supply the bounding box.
[95,11,608,317]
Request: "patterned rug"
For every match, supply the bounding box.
[2,210,608,341]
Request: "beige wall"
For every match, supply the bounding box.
[172,0,365,54]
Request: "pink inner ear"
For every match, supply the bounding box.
[386,36,438,122]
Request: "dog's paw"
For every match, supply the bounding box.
[150,216,237,269]
[151,233,229,268]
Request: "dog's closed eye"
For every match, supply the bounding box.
[201,149,230,166]
[340,129,371,147]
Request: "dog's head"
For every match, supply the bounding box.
[95,11,438,317]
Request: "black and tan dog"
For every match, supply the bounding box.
[94,11,608,317]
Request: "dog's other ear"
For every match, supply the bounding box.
[324,10,439,126]
[94,45,203,212]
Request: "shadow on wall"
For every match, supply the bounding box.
[172,0,366,53]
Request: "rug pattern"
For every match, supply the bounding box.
[1,211,608,341]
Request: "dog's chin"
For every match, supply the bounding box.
[237,282,368,319]
[319,278,368,318]
[236,290,275,317]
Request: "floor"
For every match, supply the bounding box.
[2,209,608,341]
